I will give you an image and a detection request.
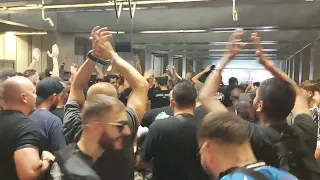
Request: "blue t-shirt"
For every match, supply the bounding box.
[221,165,297,180]
[29,109,66,152]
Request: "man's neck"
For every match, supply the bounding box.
[159,86,168,90]
[309,100,318,109]
[4,104,29,117]
[37,101,51,111]
[173,107,195,116]
[219,143,257,175]
[77,133,104,164]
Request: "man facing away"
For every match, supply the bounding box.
[0,76,55,180]
[198,111,297,180]
[50,94,130,179]
[29,77,66,153]
[138,81,208,180]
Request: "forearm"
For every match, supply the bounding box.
[27,61,37,70]
[136,62,142,74]
[113,56,148,90]
[52,57,59,77]
[191,70,206,84]
[95,66,104,79]
[73,59,96,89]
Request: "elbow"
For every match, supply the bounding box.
[198,93,207,104]
[19,171,40,180]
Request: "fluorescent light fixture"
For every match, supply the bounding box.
[109,31,125,34]
[140,30,207,34]
[1,7,7,10]
[26,4,42,7]
[5,32,14,35]
[209,49,277,52]
[209,41,278,45]
[8,0,210,11]
[12,32,47,35]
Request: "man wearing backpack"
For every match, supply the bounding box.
[198,112,297,180]
[199,30,320,179]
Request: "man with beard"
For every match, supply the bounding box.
[29,77,66,153]
[50,94,130,179]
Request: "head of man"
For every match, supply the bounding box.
[170,80,197,112]
[87,82,118,99]
[253,82,260,89]
[81,94,130,150]
[198,112,249,178]
[230,86,245,106]
[103,74,120,90]
[301,80,320,105]
[23,69,40,87]
[45,68,53,78]
[2,76,37,116]
[0,68,17,109]
[185,72,194,82]
[155,76,168,88]
[238,92,257,121]
[36,77,64,110]
[253,78,296,124]
[228,77,238,86]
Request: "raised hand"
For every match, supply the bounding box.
[47,44,59,58]
[250,32,267,64]
[32,48,40,62]
[227,28,246,58]
[70,63,78,75]
[144,69,154,79]
[90,26,117,60]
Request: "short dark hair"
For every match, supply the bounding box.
[301,80,319,92]
[228,77,238,86]
[23,69,37,78]
[253,82,260,87]
[155,76,168,86]
[199,112,249,144]
[258,78,296,121]
[103,74,119,83]
[172,81,197,108]
[81,94,125,124]
[231,85,246,92]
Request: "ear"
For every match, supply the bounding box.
[256,100,263,112]
[21,93,27,104]
[307,91,314,98]
[170,98,175,109]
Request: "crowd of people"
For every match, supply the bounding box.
[0,26,320,180]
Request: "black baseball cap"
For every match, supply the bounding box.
[36,77,64,105]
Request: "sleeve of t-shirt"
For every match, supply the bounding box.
[125,107,139,140]
[49,116,67,152]
[293,113,318,153]
[63,101,83,144]
[140,122,160,162]
[15,118,41,151]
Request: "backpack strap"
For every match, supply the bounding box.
[231,167,268,180]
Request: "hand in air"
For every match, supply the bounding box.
[70,63,78,75]
[144,69,154,79]
[90,26,117,60]
[227,28,246,58]
[250,32,267,64]
[32,48,41,62]
[47,44,59,58]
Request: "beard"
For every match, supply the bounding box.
[99,131,119,151]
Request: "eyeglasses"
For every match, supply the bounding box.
[108,120,128,132]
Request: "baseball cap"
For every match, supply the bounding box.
[239,91,256,102]
[36,77,64,105]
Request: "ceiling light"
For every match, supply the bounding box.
[2,7,7,10]
[26,4,42,7]
[140,30,207,34]
[5,32,14,35]
[208,41,278,45]
[12,32,47,35]
[109,31,125,34]
[209,49,277,52]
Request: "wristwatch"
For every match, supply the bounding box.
[87,50,111,66]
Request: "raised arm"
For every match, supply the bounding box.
[172,66,182,84]
[92,27,149,121]
[251,33,311,118]
[199,29,245,113]
[95,65,105,80]
[47,44,60,77]
[27,48,41,70]
[191,66,211,84]
[134,56,143,74]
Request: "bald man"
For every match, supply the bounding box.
[62,27,149,180]
[0,76,54,180]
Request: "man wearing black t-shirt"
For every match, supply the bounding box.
[0,76,54,180]
[149,76,171,109]
[199,31,320,179]
[138,81,208,180]
[62,27,149,180]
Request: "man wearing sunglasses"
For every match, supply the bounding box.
[50,94,130,179]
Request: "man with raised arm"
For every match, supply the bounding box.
[62,26,149,180]
[0,76,55,180]
[199,30,320,179]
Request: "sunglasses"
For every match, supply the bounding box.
[108,120,128,132]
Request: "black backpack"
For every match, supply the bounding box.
[266,124,320,180]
